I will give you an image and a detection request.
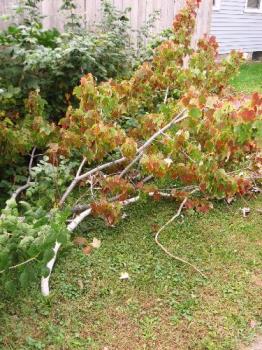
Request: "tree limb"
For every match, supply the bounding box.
[10,147,36,201]
[59,109,187,207]
[59,157,127,207]
[41,195,140,296]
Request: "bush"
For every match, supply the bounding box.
[0,0,139,120]
[0,0,149,170]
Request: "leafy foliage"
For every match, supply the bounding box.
[0,91,56,165]
[0,0,261,292]
[54,0,260,217]
[0,0,142,121]
[0,199,69,291]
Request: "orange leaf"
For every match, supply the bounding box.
[82,246,93,255]
[240,108,256,122]
[73,236,88,246]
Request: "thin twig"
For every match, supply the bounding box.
[28,147,36,178]
[0,255,39,274]
[7,147,36,203]
[154,191,207,279]
[164,87,169,104]
[76,157,87,177]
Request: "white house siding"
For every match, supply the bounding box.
[211,0,262,54]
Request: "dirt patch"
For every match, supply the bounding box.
[242,336,262,350]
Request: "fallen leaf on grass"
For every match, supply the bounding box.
[241,207,250,218]
[78,279,84,290]
[73,236,88,246]
[250,320,257,328]
[90,238,101,249]
[82,246,92,255]
[120,272,130,280]
[226,197,234,204]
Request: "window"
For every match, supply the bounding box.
[245,0,262,12]
[213,0,221,10]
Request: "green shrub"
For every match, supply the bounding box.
[0,0,138,120]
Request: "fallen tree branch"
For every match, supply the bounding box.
[59,109,187,206]
[10,182,34,201]
[41,241,62,297]
[41,195,140,296]
[72,175,154,213]
[59,157,127,207]
[154,191,207,279]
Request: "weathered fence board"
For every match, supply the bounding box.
[0,0,212,41]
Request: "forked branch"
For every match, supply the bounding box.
[59,109,187,207]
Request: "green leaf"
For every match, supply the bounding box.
[189,108,202,118]
[234,124,252,144]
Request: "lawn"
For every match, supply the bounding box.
[0,196,261,350]
[230,62,262,93]
[0,63,261,350]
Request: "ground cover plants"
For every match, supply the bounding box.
[0,0,261,305]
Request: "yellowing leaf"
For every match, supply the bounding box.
[91,238,101,249]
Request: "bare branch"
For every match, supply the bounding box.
[154,190,207,279]
[59,157,127,207]
[76,157,87,177]
[164,87,169,104]
[41,241,62,297]
[0,255,39,274]
[11,183,34,201]
[2,147,37,206]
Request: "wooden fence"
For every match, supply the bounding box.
[0,0,212,42]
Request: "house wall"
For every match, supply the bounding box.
[211,0,262,54]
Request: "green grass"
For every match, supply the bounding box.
[230,62,262,93]
[0,195,261,350]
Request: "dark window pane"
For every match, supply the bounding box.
[247,0,260,8]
